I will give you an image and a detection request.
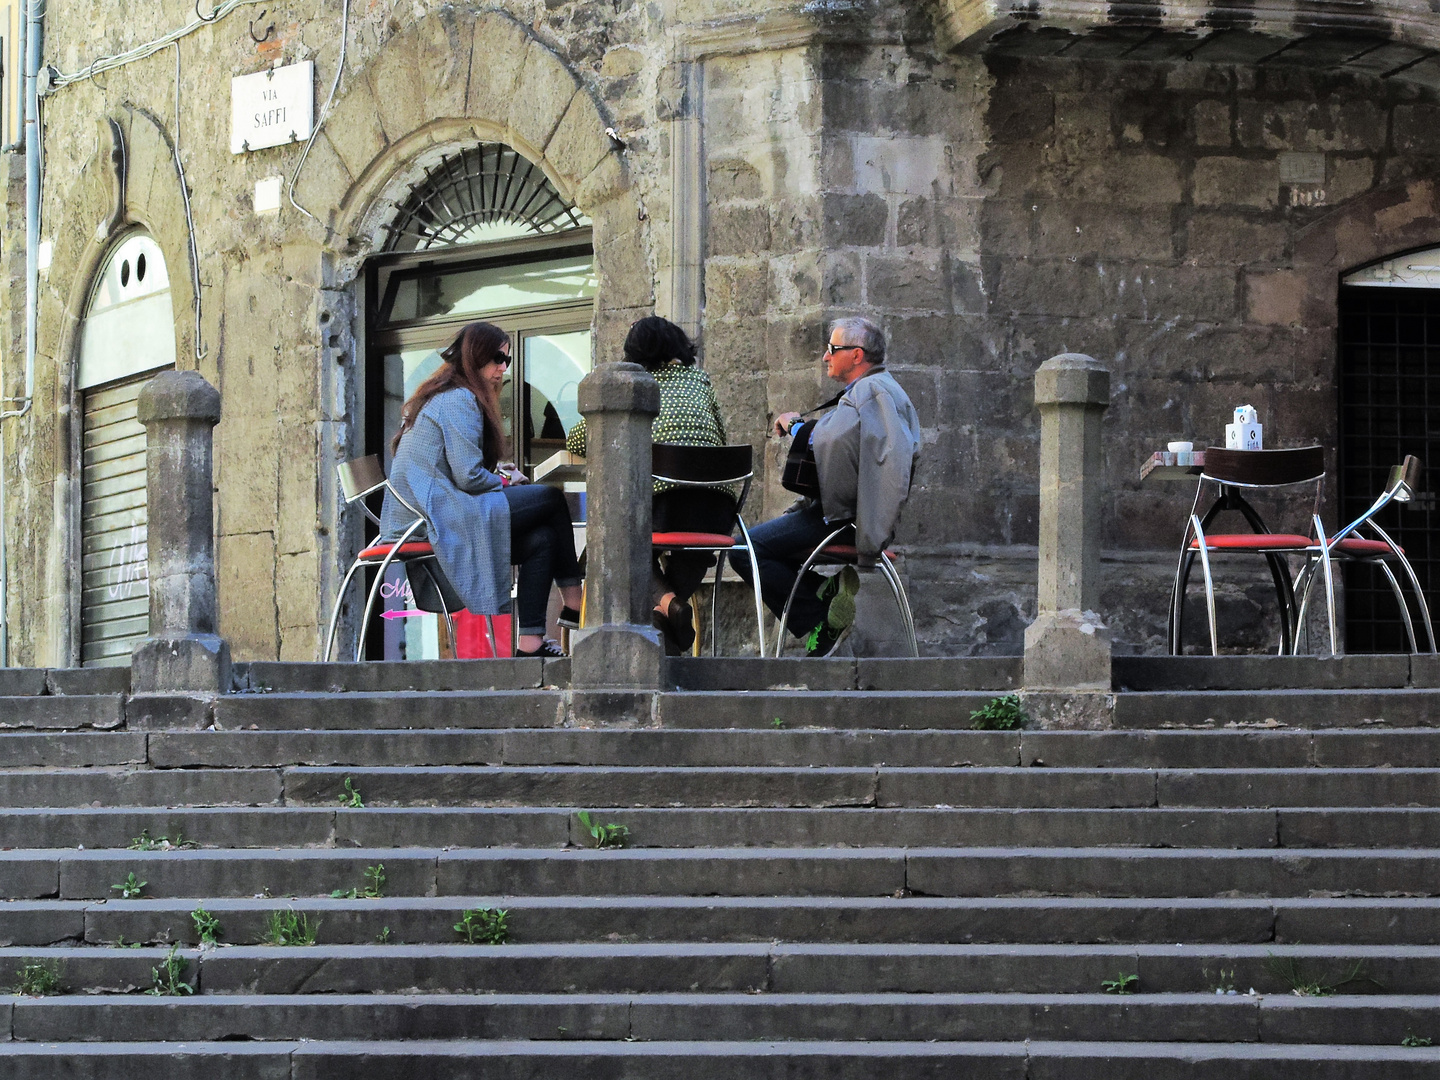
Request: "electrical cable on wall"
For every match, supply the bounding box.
[288,0,350,222]
[173,42,206,361]
[48,0,266,91]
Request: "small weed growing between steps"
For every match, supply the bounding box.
[1101,973,1138,995]
[1264,954,1369,997]
[771,717,785,728]
[339,777,365,808]
[455,907,510,944]
[577,810,629,848]
[12,961,62,996]
[1204,965,1238,994]
[146,946,194,996]
[331,864,386,899]
[969,694,1028,731]
[263,909,319,946]
[1402,1033,1433,1047]
[128,830,197,851]
[112,873,147,899]
[191,906,222,945]
[377,926,392,944]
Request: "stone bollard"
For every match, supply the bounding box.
[1024,353,1111,692]
[131,370,231,694]
[570,362,664,692]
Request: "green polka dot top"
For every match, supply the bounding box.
[565,362,732,495]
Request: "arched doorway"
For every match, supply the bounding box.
[1338,247,1440,652]
[76,232,177,666]
[362,142,596,658]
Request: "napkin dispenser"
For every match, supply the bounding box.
[1225,405,1262,451]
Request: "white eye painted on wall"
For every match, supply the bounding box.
[78,232,176,390]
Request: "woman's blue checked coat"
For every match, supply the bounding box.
[379,387,512,614]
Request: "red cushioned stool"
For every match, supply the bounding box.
[651,443,767,657]
[1171,446,1326,656]
[323,455,467,662]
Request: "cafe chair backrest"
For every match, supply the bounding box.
[1389,454,1423,502]
[1202,446,1324,488]
[652,443,754,487]
[338,455,388,503]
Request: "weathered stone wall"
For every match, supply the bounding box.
[5,0,1440,664]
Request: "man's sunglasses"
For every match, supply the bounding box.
[825,342,865,355]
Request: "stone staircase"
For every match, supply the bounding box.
[3,657,1440,1078]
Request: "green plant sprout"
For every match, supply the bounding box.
[191,906,222,945]
[376,926,392,944]
[128,830,197,851]
[338,777,365,808]
[112,872,147,899]
[112,936,144,949]
[454,907,510,945]
[1264,954,1369,997]
[771,717,785,728]
[12,961,62,996]
[1101,972,1139,995]
[263,909,319,946]
[969,694,1028,731]
[1402,1033,1433,1048]
[1203,965,1238,994]
[330,863,387,900]
[146,946,194,996]
[576,810,629,849]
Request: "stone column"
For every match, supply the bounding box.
[1024,353,1111,691]
[570,362,664,690]
[131,370,231,693]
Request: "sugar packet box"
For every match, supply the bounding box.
[1225,405,1263,450]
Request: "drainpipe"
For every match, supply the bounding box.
[0,0,43,665]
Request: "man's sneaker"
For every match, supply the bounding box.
[806,566,860,657]
[804,620,847,658]
[817,565,860,633]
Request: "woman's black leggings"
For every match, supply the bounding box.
[503,484,581,635]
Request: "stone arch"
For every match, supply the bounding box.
[299,6,652,357]
[40,110,207,666]
[1293,179,1440,324]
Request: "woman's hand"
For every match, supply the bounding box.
[772,411,802,438]
[497,462,530,486]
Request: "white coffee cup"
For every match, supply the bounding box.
[1167,441,1193,453]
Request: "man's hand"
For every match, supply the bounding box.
[772,411,802,438]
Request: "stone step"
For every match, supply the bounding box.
[212,692,567,731]
[3,943,1438,995]
[4,992,1439,1046]
[3,1039,1437,1080]
[1113,689,1440,729]
[0,696,124,731]
[3,846,1437,901]
[276,765,1440,809]
[10,727,1440,771]
[1113,655,1416,692]
[123,728,1440,769]
[10,804,1440,851]
[6,764,1440,810]
[9,896,1440,948]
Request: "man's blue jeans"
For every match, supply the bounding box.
[730,502,840,641]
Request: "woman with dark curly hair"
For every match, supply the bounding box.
[382,321,582,657]
[566,315,734,652]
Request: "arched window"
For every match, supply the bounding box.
[77,232,177,666]
[366,142,595,476]
[1339,247,1440,651]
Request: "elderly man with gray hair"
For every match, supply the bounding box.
[731,316,921,657]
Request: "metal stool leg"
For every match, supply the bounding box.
[876,552,919,657]
[775,526,849,658]
[324,559,367,662]
[736,518,767,659]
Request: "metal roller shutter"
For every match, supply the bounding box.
[80,373,156,666]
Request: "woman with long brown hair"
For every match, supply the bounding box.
[380,321,581,656]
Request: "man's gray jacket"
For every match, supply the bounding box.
[811,368,921,566]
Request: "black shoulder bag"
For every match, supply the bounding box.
[780,368,885,499]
